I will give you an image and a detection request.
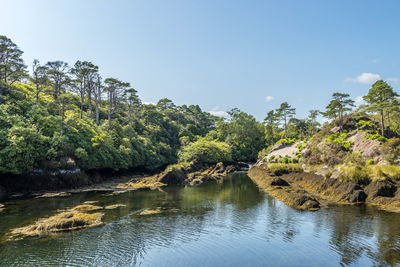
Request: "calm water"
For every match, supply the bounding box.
[0,173,400,267]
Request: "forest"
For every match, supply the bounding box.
[1,34,399,177]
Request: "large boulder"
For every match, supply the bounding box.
[158,169,187,185]
[270,178,290,186]
[365,180,397,198]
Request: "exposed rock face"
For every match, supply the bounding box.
[365,180,397,198]
[158,169,187,185]
[270,178,289,186]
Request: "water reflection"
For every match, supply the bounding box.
[0,173,399,266]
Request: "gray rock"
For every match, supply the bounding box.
[315,165,330,177]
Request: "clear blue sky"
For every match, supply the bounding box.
[2,0,400,121]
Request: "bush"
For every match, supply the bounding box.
[178,138,232,164]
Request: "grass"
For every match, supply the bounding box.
[165,162,190,173]
[261,163,303,175]
[334,164,400,183]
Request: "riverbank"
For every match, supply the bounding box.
[0,162,248,212]
[248,163,400,212]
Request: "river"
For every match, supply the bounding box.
[0,173,399,266]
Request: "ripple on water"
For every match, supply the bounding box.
[1,174,400,267]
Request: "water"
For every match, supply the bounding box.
[0,173,399,266]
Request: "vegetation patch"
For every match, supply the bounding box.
[260,163,303,176]
[9,203,104,239]
[105,204,126,210]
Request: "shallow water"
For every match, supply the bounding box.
[0,173,399,266]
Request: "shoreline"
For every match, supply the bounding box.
[248,163,400,213]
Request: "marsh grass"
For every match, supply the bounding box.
[262,163,303,175]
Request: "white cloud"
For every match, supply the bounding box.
[209,106,228,118]
[371,58,380,63]
[345,73,381,84]
[265,95,274,102]
[355,96,365,106]
[387,77,399,85]
[143,101,156,105]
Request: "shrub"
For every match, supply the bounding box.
[178,138,232,164]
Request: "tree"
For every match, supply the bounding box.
[71,60,99,119]
[264,110,279,145]
[0,35,27,84]
[307,109,320,136]
[323,93,354,123]
[0,35,27,102]
[104,78,130,127]
[93,73,103,125]
[212,108,264,161]
[276,102,296,137]
[124,88,141,124]
[363,80,398,136]
[45,61,70,99]
[31,59,49,108]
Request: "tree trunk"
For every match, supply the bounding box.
[108,91,112,127]
[88,90,92,119]
[95,100,99,125]
[387,111,391,128]
[61,98,65,136]
[284,116,287,138]
[380,110,385,137]
[36,83,39,108]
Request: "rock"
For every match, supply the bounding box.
[105,204,126,210]
[365,180,397,198]
[330,126,341,133]
[158,169,187,185]
[315,165,330,177]
[292,194,321,209]
[270,178,290,186]
[36,192,71,198]
[349,190,367,203]
[303,200,320,209]
[330,169,342,179]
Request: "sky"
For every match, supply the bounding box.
[1,0,400,121]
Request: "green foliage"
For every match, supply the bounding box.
[208,109,265,162]
[178,138,232,164]
[324,132,353,151]
[278,138,297,145]
[262,163,303,175]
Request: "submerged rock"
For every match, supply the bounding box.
[105,204,126,210]
[137,208,162,215]
[36,192,71,198]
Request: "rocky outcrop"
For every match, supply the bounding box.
[117,162,248,191]
[248,163,400,213]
